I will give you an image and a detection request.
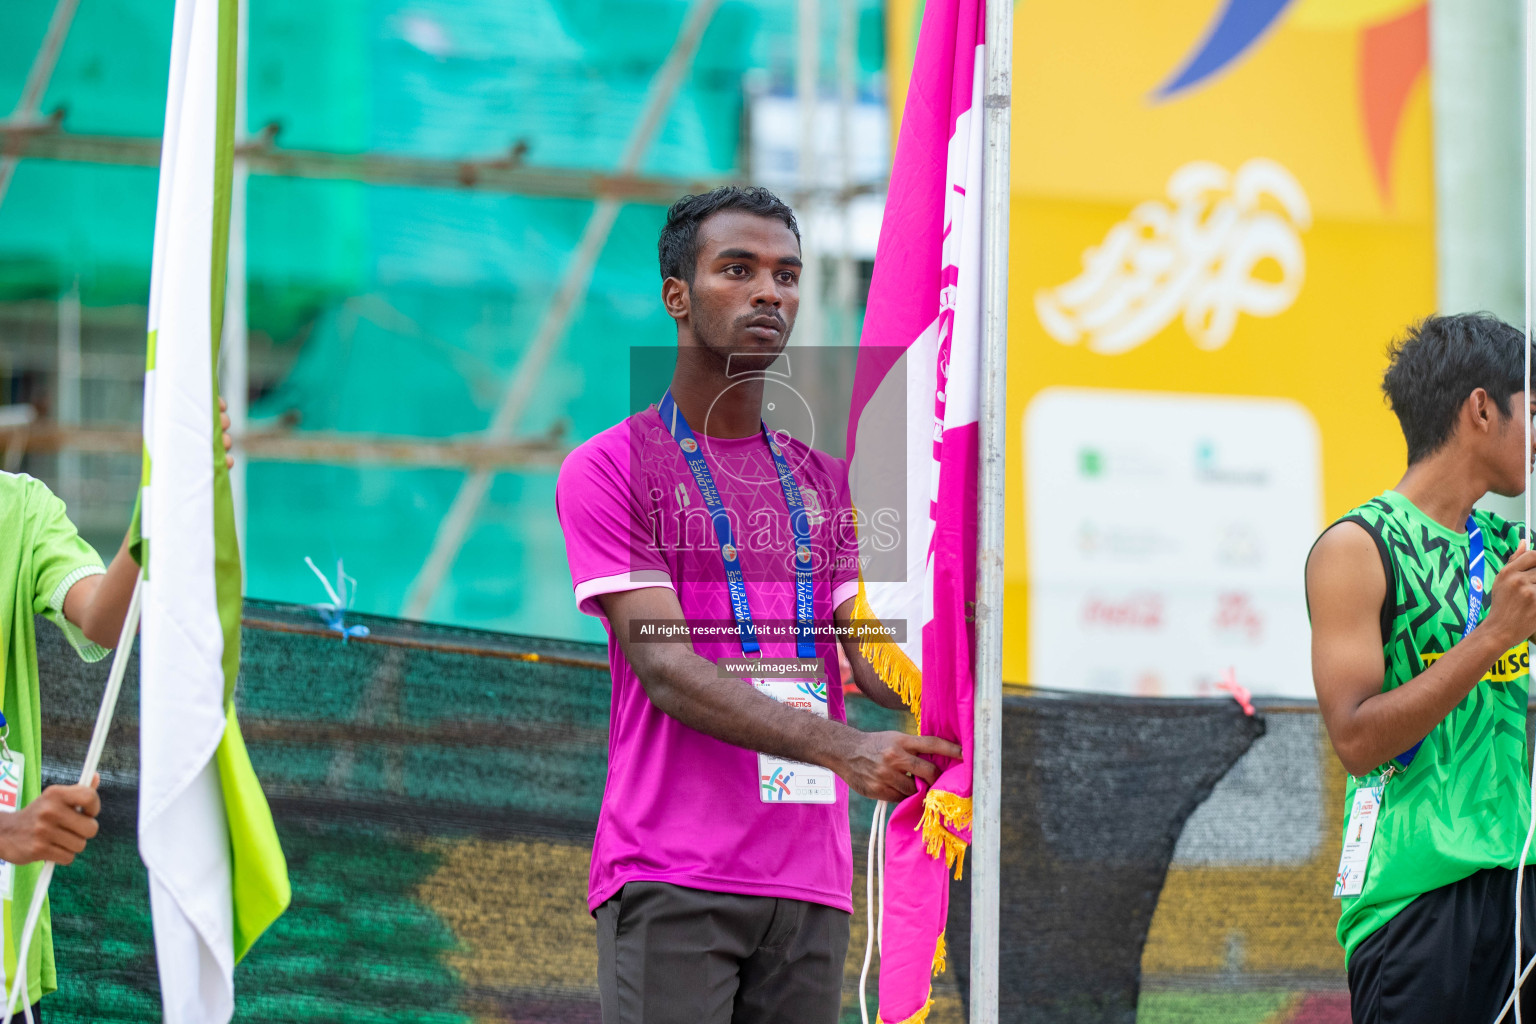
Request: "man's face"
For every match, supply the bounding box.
[1490,392,1536,496]
[672,209,802,372]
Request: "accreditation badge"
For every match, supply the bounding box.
[0,751,24,901]
[1334,775,1383,898]
[753,677,837,804]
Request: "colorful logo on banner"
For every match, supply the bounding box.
[1036,158,1312,355]
[1155,0,1428,202]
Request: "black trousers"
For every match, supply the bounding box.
[595,881,850,1024]
[1349,866,1536,1023]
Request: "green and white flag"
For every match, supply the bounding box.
[136,0,289,1019]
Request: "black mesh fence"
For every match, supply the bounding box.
[33,601,1351,1023]
[946,702,1351,1024]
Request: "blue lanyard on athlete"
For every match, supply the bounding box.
[658,390,817,659]
[1394,515,1484,771]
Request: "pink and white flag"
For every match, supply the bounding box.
[845,0,987,1020]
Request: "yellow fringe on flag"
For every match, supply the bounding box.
[933,930,947,976]
[920,790,973,879]
[925,789,973,829]
[877,999,934,1024]
[853,577,922,718]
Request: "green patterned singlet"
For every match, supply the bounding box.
[1331,491,1533,964]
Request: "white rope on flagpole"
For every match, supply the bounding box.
[1504,956,1536,1024]
[877,801,887,958]
[858,800,889,1024]
[0,575,142,1024]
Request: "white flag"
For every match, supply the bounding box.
[138,0,289,1020]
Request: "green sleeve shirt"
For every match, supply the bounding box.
[0,471,108,1005]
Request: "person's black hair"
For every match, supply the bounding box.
[658,186,800,283]
[1382,312,1531,463]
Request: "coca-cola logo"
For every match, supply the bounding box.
[1081,594,1164,629]
[1214,591,1263,642]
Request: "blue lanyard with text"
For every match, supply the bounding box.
[1394,515,1484,771]
[659,390,817,659]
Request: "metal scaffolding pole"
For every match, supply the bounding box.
[399,0,724,621]
[1432,0,1524,523]
[0,424,567,470]
[835,0,858,347]
[0,0,80,212]
[796,0,823,348]
[57,278,81,509]
[0,122,728,203]
[971,1,1013,1022]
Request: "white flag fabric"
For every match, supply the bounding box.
[138,0,289,1020]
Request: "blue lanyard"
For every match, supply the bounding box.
[658,391,817,659]
[1395,515,1483,770]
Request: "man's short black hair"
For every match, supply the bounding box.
[1382,312,1530,463]
[658,185,800,283]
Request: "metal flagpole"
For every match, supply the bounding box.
[971,0,1013,1022]
[222,0,251,559]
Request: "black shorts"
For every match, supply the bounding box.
[1349,866,1536,1023]
[595,881,850,1024]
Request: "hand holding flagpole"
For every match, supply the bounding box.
[1,576,143,1024]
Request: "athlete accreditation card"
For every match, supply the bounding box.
[754,676,838,804]
[0,751,23,900]
[1334,776,1382,898]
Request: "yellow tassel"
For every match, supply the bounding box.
[925,790,973,830]
[877,999,934,1024]
[933,931,947,976]
[853,577,922,718]
[919,791,972,880]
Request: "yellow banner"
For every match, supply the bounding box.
[992,0,1433,695]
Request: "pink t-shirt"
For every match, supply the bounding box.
[556,406,862,913]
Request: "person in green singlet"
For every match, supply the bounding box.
[1308,313,1536,1022]
[0,405,233,1019]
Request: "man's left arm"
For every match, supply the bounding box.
[63,400,236,648]
[836,596,908,711]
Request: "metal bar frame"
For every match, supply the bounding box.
[0,423,568,470]
[0,119,726,202]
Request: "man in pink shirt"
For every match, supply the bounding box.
[557,186,957,1024]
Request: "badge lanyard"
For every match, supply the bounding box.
[658,390,817,659]
[1393,515,1484,771]
[0,713,14,765]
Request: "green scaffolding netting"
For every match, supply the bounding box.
[0,0,885,641]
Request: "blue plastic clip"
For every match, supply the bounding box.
[304,557,371,643]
